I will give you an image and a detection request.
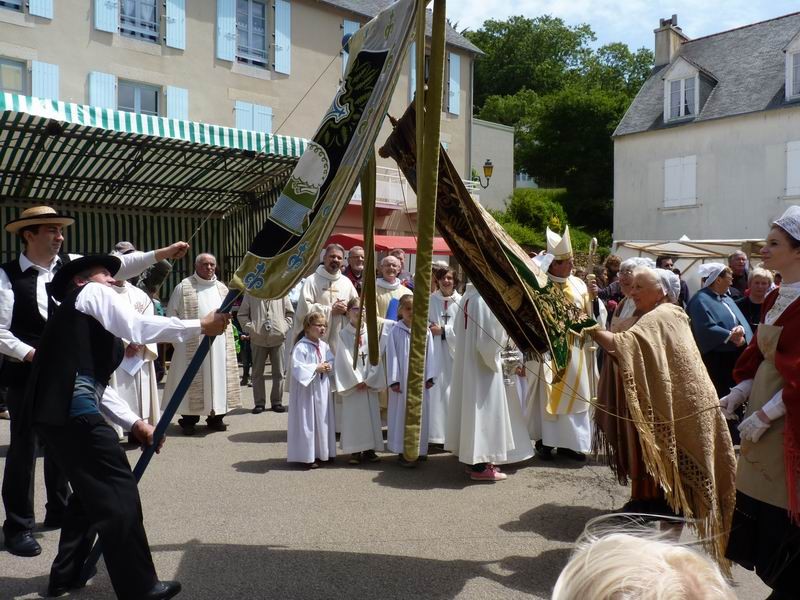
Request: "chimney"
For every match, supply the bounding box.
[654,14,688,67]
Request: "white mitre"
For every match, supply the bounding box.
[546,226,573,260]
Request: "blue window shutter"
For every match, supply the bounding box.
[235,100,254,130]
[254,104,273,133]
[342,19,360,75]
[408,42,416,103]
[216,0,236,62]
[29,0,53,19]
[31,61,59,100]
[94,0,118,33]
[274,0,291,74]
[167,86,189,120]
[89,71,116,109]
[166,0,186,50]
[448,52,461,115]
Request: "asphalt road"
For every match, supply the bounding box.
[0,385,770,599]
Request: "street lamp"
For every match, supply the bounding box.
[476,159,493,189]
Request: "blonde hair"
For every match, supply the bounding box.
[295,311,327,344]
[748,266,774,284]
[553,521,735,600]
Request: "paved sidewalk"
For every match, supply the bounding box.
[0,385,770,599]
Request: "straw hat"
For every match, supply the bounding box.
[5,206,75,234]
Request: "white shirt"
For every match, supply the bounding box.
[0,250,157,361]
[75,281,202,430]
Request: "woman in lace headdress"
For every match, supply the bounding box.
[723,206,800,598]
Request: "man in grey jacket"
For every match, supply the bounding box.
[238,292,294,413]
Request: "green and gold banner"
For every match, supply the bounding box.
[231,0,418,297]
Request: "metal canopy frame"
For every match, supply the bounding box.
[0,93,307,216]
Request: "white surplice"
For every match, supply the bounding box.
[375,278,412,318]
[163,275,238,416]
[287,337,337,463]
[445,284,533,465]
[107,282,160,437]
[426,290,461,443]
[293,266,358,354]
[334,324,387,453]
[385,320,436,455]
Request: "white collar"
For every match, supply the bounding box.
[19,252,59,273]
[315,265,342,282]
[432,289,456,300]
[377,277,401,290]
[192,273,218,287]
[344,322,366,336]
[396,320,412,333]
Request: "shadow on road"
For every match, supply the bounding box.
[227,429,288,444]
[500,503,610,542]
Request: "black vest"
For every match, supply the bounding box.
[26,284,124,426]
[0,254,71,388]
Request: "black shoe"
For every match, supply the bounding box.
[240,378,249,386]
[141,580,182,599]
[178,418,196,436]
[271,404,286,413]
[4,530,42,557]
[398,454,417,468]
[43,513,64,529]
[556,447,587,462]
[252,405,265,414]
[47,565,96,597]
[205,418,227,432]
[534,441,554,461]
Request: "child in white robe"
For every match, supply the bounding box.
[386,294,436,465]
[427,267,461,445]
[287,312,336,468]
[335,298,386,464]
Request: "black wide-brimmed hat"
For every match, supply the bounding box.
[49,255,121,302]
[5,206,75,234]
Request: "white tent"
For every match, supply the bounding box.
[613,237,765,294]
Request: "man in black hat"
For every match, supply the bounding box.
[30,254,229,599]
[0,205,190,557]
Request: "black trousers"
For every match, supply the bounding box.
[35,414,158,600]
[2,382,70,537]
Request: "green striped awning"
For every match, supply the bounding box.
[0,93,308,215]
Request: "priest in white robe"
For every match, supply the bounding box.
[446,284,533,481]
[334,300,390,463]
[107,279,160,440]
[526,227,606,460]
[163,253,241,435]
[293,244,358,355]
[427,267,460,444]
[375,255,412,318]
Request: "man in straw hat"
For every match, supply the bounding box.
[526,226,606,462]
[0,205,189,557]
[29,253,229,598]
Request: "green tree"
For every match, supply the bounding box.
[579,43,655,95]
[464,15,594,109]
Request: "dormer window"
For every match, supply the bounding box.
[790,52,800,98]
[669,76,695,119]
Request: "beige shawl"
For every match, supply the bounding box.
[614,303,737,570]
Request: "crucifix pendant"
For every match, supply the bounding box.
[359,351,367,367]
[441,312,450,325]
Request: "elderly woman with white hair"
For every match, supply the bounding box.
[587,266,736,566]
[595,264,689,514]
[686,262,754,441]
[735,266,774,333]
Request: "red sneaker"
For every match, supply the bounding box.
[470,464,507,482]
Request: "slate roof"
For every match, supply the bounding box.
[614,12,800,137]
[317,0,483,54]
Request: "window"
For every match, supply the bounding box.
[237,0,267,67]
[118,81,159,116]
[793,53,800,97]
[668,76,695,119]
[664,155,697,208]
[0,0,22,12]
[787,142,800,196]
[120,0,159,43]
[0,58,26,94]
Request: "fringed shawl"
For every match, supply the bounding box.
[615,303,737,571]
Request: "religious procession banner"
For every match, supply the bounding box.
[379,103,596,372]
[231,0,418,298]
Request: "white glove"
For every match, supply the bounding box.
[719,379,753,420]
[738,412,771,442]
[738,390,785,443]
